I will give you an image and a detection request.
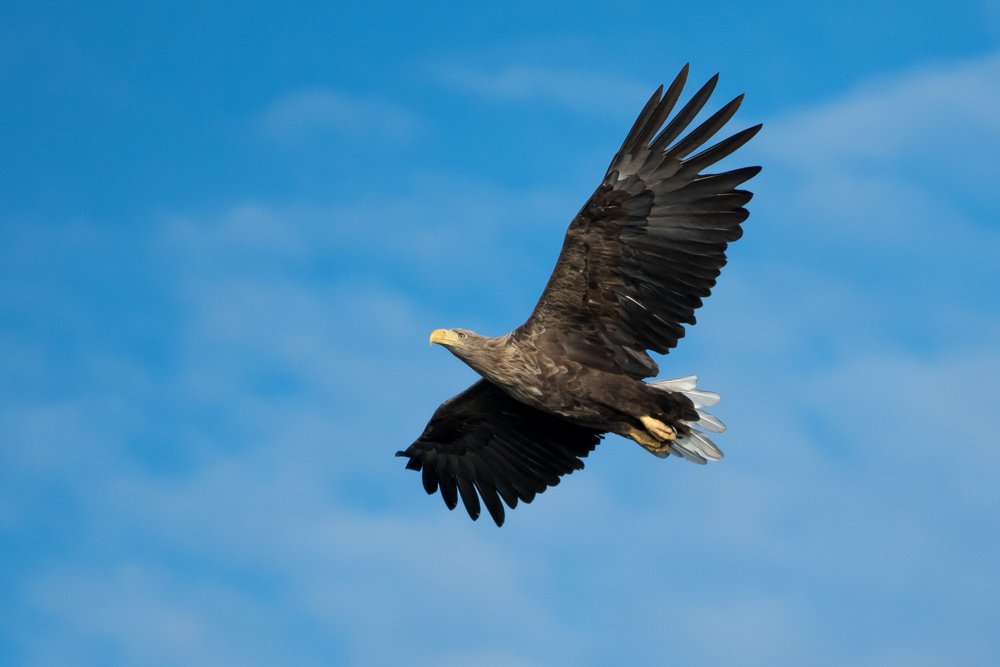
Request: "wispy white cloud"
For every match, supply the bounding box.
[734,53,1000,381]
[158,174,584,329]
[26,563,331,667]
[434,64,653,115]
[755,52,1000,261]
[259,89,420,144]
[764,53,1000,164]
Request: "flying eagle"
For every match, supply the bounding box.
[396,65,762,526]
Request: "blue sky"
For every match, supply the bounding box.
[2,1,999,665]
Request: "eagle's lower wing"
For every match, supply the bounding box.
[522,65,762,379]
[396,379,604,526]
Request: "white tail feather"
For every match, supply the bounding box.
[693,409,726,433]
[688,430,723,460]
[645,374,726,463]
[648,374,698,392]
[667,438,708,464]
[681,389,721,408]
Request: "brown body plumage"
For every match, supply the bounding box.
[397,64,762,526]
[440,329,697,441]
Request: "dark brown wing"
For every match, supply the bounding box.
[522,65,762,379]
[396,379,604,526]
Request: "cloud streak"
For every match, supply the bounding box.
[434,64,653,115]
[259,89,420,144]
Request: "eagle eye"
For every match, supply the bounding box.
[458,332,466,339]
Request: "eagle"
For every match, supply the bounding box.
[396,64,762,526]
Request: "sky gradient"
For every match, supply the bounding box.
[2,1,1000,665]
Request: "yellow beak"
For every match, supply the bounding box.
[429,328,462,346]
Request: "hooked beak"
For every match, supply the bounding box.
[429,328,462,347]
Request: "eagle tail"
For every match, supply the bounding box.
[647,375,725,463]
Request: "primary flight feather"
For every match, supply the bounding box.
[396,64,762,526]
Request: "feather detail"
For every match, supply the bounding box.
[648,375,726,462]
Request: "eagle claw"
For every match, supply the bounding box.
[628,419,675,454]
[640,416,676,441]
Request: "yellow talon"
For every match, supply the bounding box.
[628,427,671,453]
[641,416,676,441]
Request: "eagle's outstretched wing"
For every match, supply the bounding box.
[396,379,604,526]
[522,65,762,379]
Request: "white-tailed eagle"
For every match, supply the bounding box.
[397,65,762,526]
